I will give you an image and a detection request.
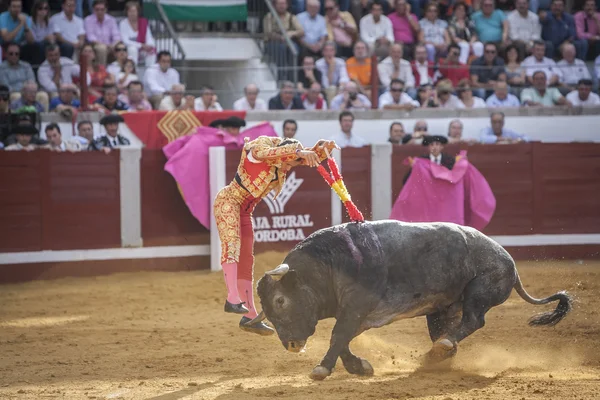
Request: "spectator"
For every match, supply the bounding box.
[297,0,328,59]
[0,42,36,96]
[448,119,465,143]
[106,41,128,78]
[0,0,37,65]
[486,80,521,106]
[435,43,470,86]
[520,70,570,105]
[42,122,83,151]
[50,0,85,59]
[457,79,487,108]
[388,0,420,58]
[143,50,180,108]
[574,0,600,59]
[119,80,151,111]
[411,44,435,87]
[37,43,86,95]
[480,111,529,143]
[89,113,130,153]
[504,44,527,89]
[268,81,305,110]
[540,0,587,60]
[115,59,138,92]
[521,40,562,85]
[378,43,416,95]
[565,78,600,105]
[436,80,465,108]
[75,0,93,19]
[30,0,55,60]
[378,78,419,110]
[448,2,484,64]
[418,2,450,62]
[557,42,592,92]
[84,0,121,66]
[282,119,298,138]
[507,0,542,57]
[10,80,45,112]
[330,81,372,110]
[471,0,509,47]
[301,81,328,109]
[346,40,372,92]
[297,55,323,93]
[91,84,129,112]
[158,84,194,111]
[79,42,114,100]
[194,85,223,111]
[324,0,357,58]
[233,83,268,111]
[50,83,80,118]
[4,123,37,151]
[402,119,429,144]
[77,119,94,145]
[329,110,366,148]
[316,41,350,90]
[359,0,394,59]
[388,121,406,144]
[263,0,304,81]
[119,1,155,67]
[416,84,439,107]
[50,0,85,58]
[470,42,507,99]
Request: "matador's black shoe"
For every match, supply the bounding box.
[239,316,275,336]
[224,300,249,314]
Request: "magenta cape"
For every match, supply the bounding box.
[390,152,496,231]
[163,122,278,229]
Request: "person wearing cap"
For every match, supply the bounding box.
[4,123,38,151]
[214,136,339,335]
[403,135,455,184]
[208,116,246,136]
[89,113,130,153]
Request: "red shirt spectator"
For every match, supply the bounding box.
[436,44,470,86]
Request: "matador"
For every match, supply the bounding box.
[214,135,338,335]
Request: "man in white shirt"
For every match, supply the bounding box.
[194,85,223,111]
[566,79,600,106]
[37,44,89,95]
[486,81,521,107]
[377,43,416,96]
[233,83,267,111]
[315,41,350,88]
[359,0,394,59]
[49,0,85,59]
[329,111,367,148]
[521,40,562,86]
[557,43,592,91]
[43,123,82,152]
[378,78,419,110]
[507,0,542,56]
[330,81,372,110]
[143,50,180,109]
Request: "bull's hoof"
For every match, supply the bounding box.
[343,357,374,376]
[423,339,457,366]
[309,365,331,381]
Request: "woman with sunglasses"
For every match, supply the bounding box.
[30,0,55,66]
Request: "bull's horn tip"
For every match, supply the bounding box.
[266,264,289,276]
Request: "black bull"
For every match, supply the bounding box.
[250,220,572,381]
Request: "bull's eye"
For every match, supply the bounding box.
[275,296,285,308]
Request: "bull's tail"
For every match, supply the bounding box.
[513,270,573,327]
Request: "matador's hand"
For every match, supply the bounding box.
[320,140,340,154]
[297,150,320,167]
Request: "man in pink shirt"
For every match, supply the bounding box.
[574,0,600,59]
[84,0,121,65]
[387,0,421,60]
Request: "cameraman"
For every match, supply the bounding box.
[330,81,371,111]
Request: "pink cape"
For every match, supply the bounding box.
[390,152,496,231]
[163,122,278,229]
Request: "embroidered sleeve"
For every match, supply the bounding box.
[250,137,302,165]
[306,140,329,163]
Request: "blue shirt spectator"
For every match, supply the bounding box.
[480,112,529,144]
[540,1,588,59]
[49,96,80,110]
[297,2,328,46]
[0,5,33,45]
[486,82,521,107]
[10,97,44,113]
[471,0,507,43]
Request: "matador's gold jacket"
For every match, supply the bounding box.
[235,136,329,199]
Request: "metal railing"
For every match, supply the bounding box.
[143,0,186,60]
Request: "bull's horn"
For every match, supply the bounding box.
[246,310,266,326]
[265,264,289,280]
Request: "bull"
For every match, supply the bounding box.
[249,220,572,381]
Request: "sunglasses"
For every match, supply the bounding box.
[415,127,428,131]
[115,47,126,52]
[8,51,19,56]
[390,88,404,92]
[325,7,334,11]
[485,49,497,53]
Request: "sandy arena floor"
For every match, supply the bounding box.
[0,253,599,400]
